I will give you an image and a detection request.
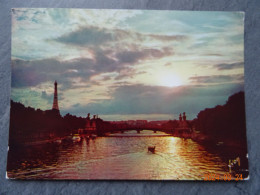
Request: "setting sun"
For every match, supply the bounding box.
[157,72,182,87]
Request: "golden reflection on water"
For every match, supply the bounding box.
[7,130,232,180]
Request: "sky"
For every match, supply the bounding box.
[11,8,244,121]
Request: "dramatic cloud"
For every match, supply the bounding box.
[11,9,245,120]
[11,46,174,89]
[62,83,244,119]
[11,58,94,88]
[54,26,188,47]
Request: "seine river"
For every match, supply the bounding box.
[7,130,232,180]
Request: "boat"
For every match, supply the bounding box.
[148,146,156,153]
[72,134,81,142]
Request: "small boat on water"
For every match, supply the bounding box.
[72,134,81,142]
[148,146,156,153]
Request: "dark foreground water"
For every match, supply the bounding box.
[7,130,239,180]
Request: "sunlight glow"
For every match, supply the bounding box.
[157,72,182,87]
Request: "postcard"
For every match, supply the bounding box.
[7,8,248,180]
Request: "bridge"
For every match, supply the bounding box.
[81,112,192,136]
[108,123,173,134]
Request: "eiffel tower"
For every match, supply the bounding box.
[52,80,59,112]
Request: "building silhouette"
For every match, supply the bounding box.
[52,80,60,114]
[85,113,97,133]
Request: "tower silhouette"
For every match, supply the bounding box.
[52,80,59,111]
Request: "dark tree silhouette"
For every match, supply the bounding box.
[194,91,247,147]
[9,101,85,146]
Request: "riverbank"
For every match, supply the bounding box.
[190,131,248,150]
[189,131,249,179]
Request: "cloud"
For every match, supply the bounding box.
[62,83,244,119]
[189,74,244,84]
[11,88,51,110]
[114,68,136,80]
[116,51,145,64]
[11,9,245,121]
[115,47,173,64]
[148,34,187,42]
[11,44,174,89]
[202,53,223,57]
[54,25,188,47]
[136,71,147,75]
[214,61,244,70]
[101,75,112,81]
[41,91,53,104]
[55,26,114,46]
[11,58,93,89]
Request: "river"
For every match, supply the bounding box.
[7,130,233,180]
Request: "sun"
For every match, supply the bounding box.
[157,72,182,87]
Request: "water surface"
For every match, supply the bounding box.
[7,130,231,180]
